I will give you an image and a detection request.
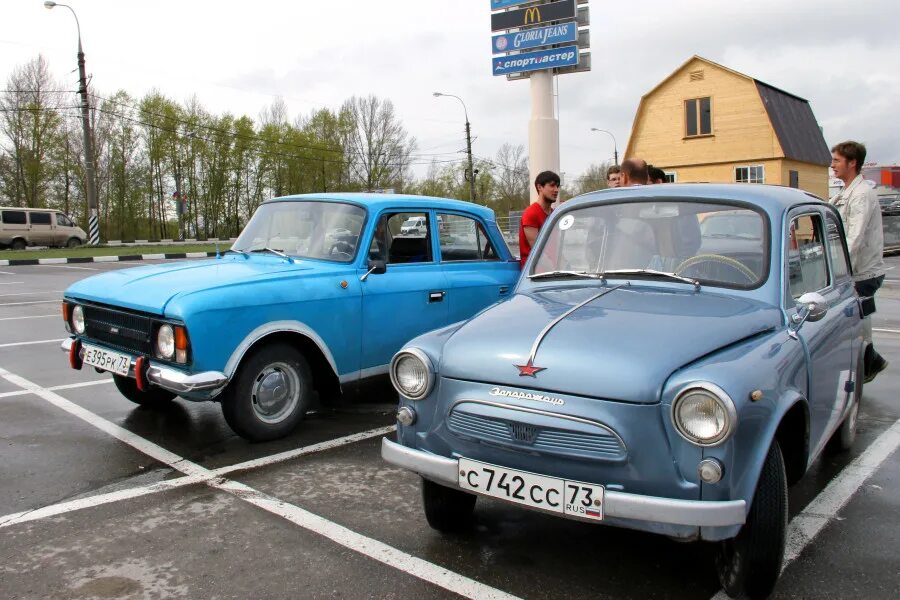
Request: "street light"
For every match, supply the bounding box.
[590,127,619,167]
[433,92,476,203]
[45,1,99,245]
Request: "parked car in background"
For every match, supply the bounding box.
[61,194,519,441]
[383,184,864,599]
[0,207,86,249]
[400,215,428,236]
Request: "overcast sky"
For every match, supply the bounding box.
[2,0,898,186]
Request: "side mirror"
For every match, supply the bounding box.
[789,292,828,338]
[360,259,386,282]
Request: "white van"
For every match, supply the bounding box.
[0,207,87,250]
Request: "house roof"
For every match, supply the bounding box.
[627,56,831,166]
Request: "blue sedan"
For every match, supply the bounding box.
[382,184,864,599]
[60,194,519,441]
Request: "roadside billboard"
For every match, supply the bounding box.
[492,45,579,76]
[490,0,576,32]
[492,21,577,54]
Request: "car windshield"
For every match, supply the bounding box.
[531,200,768,289]
[233,201,366,262]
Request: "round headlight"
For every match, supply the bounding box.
[156,324,175,359]
[672,384,736,446]
[72,305,85,334]
[390,349,434,400]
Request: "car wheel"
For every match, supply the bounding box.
[220,343,311,442]
[827,357,864,453]
[67,237,82,248]
[421,477,476,533]
[113,374,177,406]
[11,238,26,251]
[715,440,787,600]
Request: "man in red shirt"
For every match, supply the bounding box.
[518,170,560,268]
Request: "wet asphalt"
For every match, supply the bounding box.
[0,258,898,599]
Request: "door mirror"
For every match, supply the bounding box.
[360,259,387,282]
[790,292,828,338]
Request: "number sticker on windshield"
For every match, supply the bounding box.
[559,215,574,230]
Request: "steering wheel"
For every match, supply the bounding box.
[676,254,756,284]
[329,240,355,260]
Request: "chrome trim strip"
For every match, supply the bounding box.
[338,364,390,384]
[381,438,745,527]
[60,337,74,352]
[450,398,627,452]
[526,284,627,364]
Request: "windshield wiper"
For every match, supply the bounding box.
[529,270,604,280]
[599,268,699,288]
[249,247,294,263]
[225,248,249,257]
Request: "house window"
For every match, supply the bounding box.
[789,170,799,188]
[685,97,712,136]
[735,165,765,184]
[664,171,677,183]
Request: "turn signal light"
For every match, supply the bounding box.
[62,302,71,332]
[174,326,189,364]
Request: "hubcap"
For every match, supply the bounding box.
[250,362,301,424]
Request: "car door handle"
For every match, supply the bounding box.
[499,286,510,296]
[429,291,445,303]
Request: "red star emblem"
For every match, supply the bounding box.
[514,359,546,377]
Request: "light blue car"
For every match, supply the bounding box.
[61,194,519,441]
[382,184,864,599]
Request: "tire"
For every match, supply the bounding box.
[220,343,312,442]
[113,374,177,406]
[66,237,82,248]
[716,441,788,600]
[421,477,476,533]
[827,357,864,453]
[11,238,26,251]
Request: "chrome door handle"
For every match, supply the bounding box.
[499,286,510,296]
[429,291,445,303]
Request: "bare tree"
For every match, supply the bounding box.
[493,143,529,214]
[341,95,416,191]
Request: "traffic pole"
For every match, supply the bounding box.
[528,70,559,203]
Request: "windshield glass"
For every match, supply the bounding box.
[532,201,768,288]
[233,201,366,262]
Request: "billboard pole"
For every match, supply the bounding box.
[528,70,559,203]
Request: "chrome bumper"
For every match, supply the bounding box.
[61,338,228,394]
[381,438,746,527]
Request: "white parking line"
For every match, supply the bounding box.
[0,314,56,321]
[0,281,24,285]
[710,418,900,599]
[0,338,65,348]
[0,290,64,297]
[0,270,15,275]
[36,264,99,271]
[0,366,513,599]
[873,328,900,335]
[0,378,112,399]
[0,300,59,306]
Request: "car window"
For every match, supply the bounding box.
[824,213,850,280]
[437,213,498,262]
[532,201,768,289]
[1,210,26,225]
[233,201,365,262]
[788,213,829,298]
[30,212,51,225]
[56,213,75,227]
[370,212,432,265]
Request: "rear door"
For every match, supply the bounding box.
[1,209,28,245]
[28,211,53,246]
[359,210,449,373]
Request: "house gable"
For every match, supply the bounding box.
[755,81,831,166]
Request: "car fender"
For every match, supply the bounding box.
[223,320,339,380]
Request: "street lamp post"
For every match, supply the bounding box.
[45,1,99,245]
[433,92,476,203]
[590,127,619,167]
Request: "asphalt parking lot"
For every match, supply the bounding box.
[1,258,898,599]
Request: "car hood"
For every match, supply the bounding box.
[64,255,324,315]
[439,285,781,404]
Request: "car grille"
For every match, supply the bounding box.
[83,304,154,355]
[447,410,626,461]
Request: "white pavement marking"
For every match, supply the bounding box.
[0,378,112,399]
[0,281,24,285]
[0,300,59,306]
[0,338,65,348]
[873,328,900,335]
[213,425,396,476]
[0,314,56,321]
[0,290,64,297]
[0,270,15,275]
[710,419,900,600]
[0,366,515,599]
[36,264,99,270]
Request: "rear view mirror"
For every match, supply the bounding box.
[361,259,387,282]
[789,292,828,339]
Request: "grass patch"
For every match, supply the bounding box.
[0,242,231,261]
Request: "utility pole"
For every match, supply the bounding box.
[465,119,476,203]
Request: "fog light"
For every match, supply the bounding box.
[397,406,417,426]
[698,458,723,484]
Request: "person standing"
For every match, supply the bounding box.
[518,170,560,268]
[829,140,888,382]
[619,158,649,186]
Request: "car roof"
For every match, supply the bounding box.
[0,206,62,213]
[570,183,826,215]
[265,193,496,220]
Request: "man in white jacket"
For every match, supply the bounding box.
[829,140,888,382]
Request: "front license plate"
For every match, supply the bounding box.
[82,343,131,376]
[458,458,604,520]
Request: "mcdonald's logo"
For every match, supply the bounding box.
[490,0,575,32]
[524,7,541,25]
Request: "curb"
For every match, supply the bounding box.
[0,251,218,267]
